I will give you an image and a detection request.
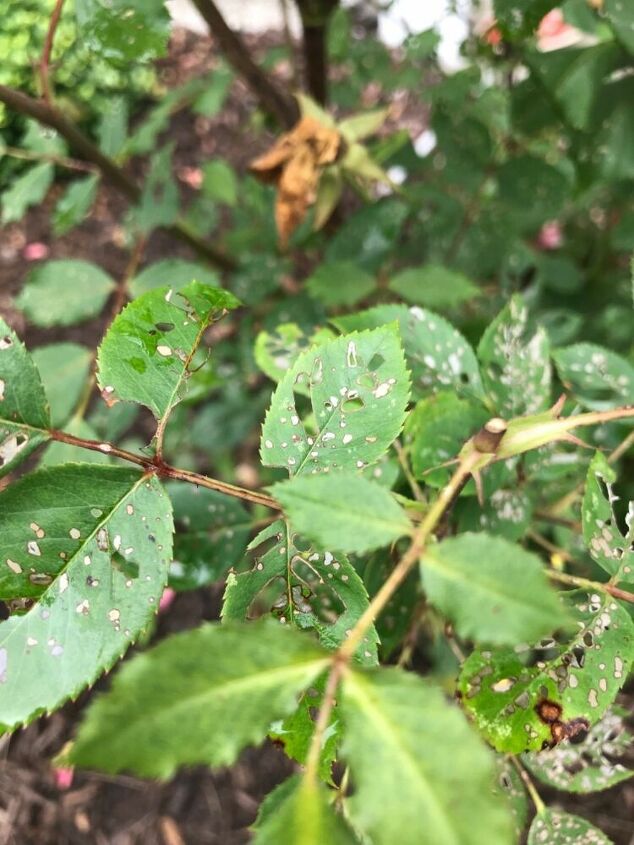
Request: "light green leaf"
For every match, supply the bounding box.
[261,327,410,476]
[1,163,53,225]
[271,473,410,554]
[341,668,514,845]
[605,0,634,53]
[0,466,172,731]
[478,295,551,415]
[334,305,484,401]
[528,809,613,845]
[223,520,379,665]
[254,323,336,387]
[32,343,92,427]
[75,0,170,63]
[314,166,343,230]
[421,533,566,645]
[389,264,479,310]
[97,282,239,420]
[553,343,634,409]
[53,175,99,236]
[0,318,50,478]
[167,482,251,590]
[583,452,633,582]
[16,260,115,328]
[202,159,238,206]
[69,620,329,778]
[306,261,376,308]
[193,65,233,116]
[130,258,220,298]
[524,709,633,794]
[254,778,357,844]
[459,594,634,753]
[98,97,128,157]
[338,108,389,143]
[135,144,179,231]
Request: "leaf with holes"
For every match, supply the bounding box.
[0,318,50,478]
[254,323,336,388]
[477,296,551,416]
[524,708,633,793]
[222,520,379,665]
[32,343,93,427]
[167,482,251,590]
[583,452,633,582]
[421,533,567,646]
[97,282,240,421]
[260,327,409,476]
[527,809,612,845]
[458,594,634,753]
[271,473,411,555]
[341,668,514,845]
[457,488,533,541]
[494,758,528,838]
[553,343,634,409]
[0,465,173,731]
[16,260,116,328]
[334,305,484,402]
[68,620,329,778]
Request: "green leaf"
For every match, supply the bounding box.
[32,343,92,427]
[458,488,533,541]
[527,809,613,844]
[223,520,379,665]
[97,97,128,157]
[255,323,336,387]
[135,144,179,231]
[192,65,233,116]
[16,260,115,328]
[553,343,634,409]
[388,264,479,310]
[1,163,53,225]
[458,594,634,753]
[338,107,388,143]
[53,175,99,236]
[306,261,376,308]
[261,327,410,476]
[605,0,634,53]
[97,282,239,420]
[495,758,528,838]
[129,258,220,298]
[314,166,343,230]
[271,473,410,554]
[75,0,170,63]
[494,0,558,38]
[0,318,50,477]
[478,295,551,415]
[334,305,484,401]
[167,482,251,590]
[404,392,489,487]
[582,452,633,582]
[0,466,172,731]
[254,778,357,844]
[202,159,238,206]
[497,155,570,230]
[341,668,514,845]
[69,620,329,777]
[421,533,566,645]
[524,708,633,793]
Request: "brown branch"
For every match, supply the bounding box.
[39,0,66,104]
[49,429,278,509]
[0,144,98,174]
[295,0,339,105]
[0,84,236,271]
[191,0,299,127]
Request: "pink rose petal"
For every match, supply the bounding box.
[54,766,74,790]
[23,242,49,261]
[538,221,563,250]
[159,587,176,613]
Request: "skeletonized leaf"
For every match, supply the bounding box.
[32,343,93,427]
[334,305,484,401]
[527,809,613,845]
[253,777,357,844]
[459,594,634,753]
[341,668,514,845]
[167,482,251,590]
[271,473,411,554]
[17,260,115,327]
[553,343,634,409]
[260,327,410,476]
[254,323,336,387]
[223,520,379,665]
[524,709,633,794]
[69,620,329,778]
[583,452,633,582]
[477,295,551,416]
[421,533,567,645]
[0,466,173,731]
[97,282,239,420]
[0,318,50,478]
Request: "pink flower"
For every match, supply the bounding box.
[54,766,74,790]
[538,221,563,250]
[537,9,595,51]
[159,587,176,613]
[177,167,203,189]
[22,242,49,261]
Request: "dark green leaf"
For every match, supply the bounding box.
[53,175,99,236]
[75,0,170,63]
[605,0,634,53]
[553,343,634,409]
[306,262,376,308]
[527,809,613,844]
[135,145,179,231]
[32,343,92,427]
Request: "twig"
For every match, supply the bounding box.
[546,568,634,604]
[393,440,424,502]
[0,144,98,173]
[0,84,236,271]
[39,0,66,104]
[191,0,299,127]
[510,756,545,815]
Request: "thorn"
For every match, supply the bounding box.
[422,458,459,475]
[562,433,593,450]
[550,394,566,418]
[473,470,484,506]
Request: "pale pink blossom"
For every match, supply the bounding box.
[22,242,49,261]
[159,587,176,613]
[537,10,596,51]
[538,220,563,250]
[177,166,203,189]
[54,767,74,790]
